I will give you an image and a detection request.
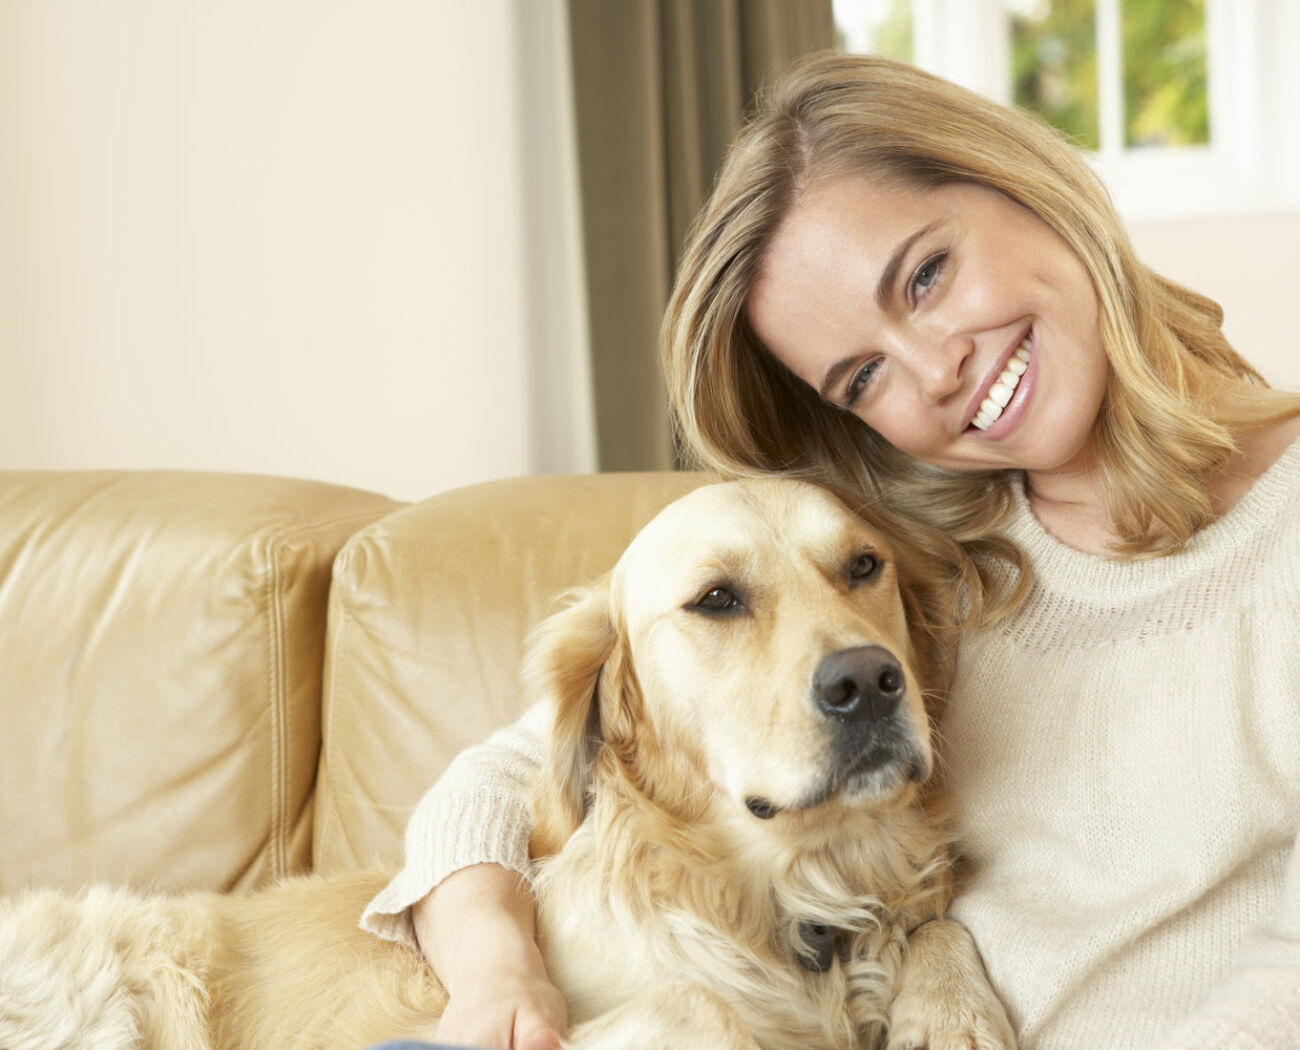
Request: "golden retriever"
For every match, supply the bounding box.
[0,478,1015,1050]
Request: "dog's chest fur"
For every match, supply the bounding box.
[533,799,948,1050]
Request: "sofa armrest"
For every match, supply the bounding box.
[0,471,400,893]
[313,471,711,873]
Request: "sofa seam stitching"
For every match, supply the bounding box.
[266,533,287,880]
[316,552,351,871]
[264,511,390,878]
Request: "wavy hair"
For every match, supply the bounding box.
[662,50,1299,608]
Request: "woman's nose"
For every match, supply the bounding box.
[913,330,974,402]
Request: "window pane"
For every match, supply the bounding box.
[833,0,913,63]
[1010,0,1100,150]
[1122,0,1209,147]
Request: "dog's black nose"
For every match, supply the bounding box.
[814,645,905,723]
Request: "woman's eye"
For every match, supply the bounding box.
[845,358,881,407]
[909,252,947,302]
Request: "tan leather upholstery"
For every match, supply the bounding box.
[312,471,710,873]
[0,472,399,894]
[1,469,711,895]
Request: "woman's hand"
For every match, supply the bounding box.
[413,863,567,1050]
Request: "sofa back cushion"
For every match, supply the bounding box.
[0,472,399,893]
[313,471,710,873]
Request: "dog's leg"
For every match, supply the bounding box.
[565,981,761,1050]
[885,919,1017,1050]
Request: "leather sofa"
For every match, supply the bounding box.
[0,469,707,897]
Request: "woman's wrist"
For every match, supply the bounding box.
[412,862,545,991]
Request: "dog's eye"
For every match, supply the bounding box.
[695,586,742,614]
[848,552,880,582]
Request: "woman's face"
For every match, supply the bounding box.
[746,176,1109,479]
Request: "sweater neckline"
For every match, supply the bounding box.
[1003,434,1300,598]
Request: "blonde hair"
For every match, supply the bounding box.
[662,51,1300,585]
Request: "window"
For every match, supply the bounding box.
[833,0,1300,219]
[833,0,914,62]
[1008,0,1209,153]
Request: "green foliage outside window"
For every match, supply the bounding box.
[871,0,913,64]
[836,1,1209,153]
[1012,0,1099,149]
[1122,0,1208,146]
[1011,0,1208,151]
[832,0,913,63]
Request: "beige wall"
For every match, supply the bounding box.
[0,0,590,502]
[1129,211,1300,390]
[0,3,1294,501]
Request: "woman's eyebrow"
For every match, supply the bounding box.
[818,355,859,404]
[875,219,943,309]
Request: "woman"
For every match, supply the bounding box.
[362,53,1300,1049]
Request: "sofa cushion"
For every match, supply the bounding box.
[313,471,711,873]
[0,472,400,893]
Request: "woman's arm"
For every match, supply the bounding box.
[362,701,560,1048]
[413,863,567,1050]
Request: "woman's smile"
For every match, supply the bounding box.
[966,329,1032,433]
[746,176,1110,483]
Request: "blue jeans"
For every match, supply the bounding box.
[365,1043,479,1050]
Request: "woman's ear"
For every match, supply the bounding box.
[526,576,617,859]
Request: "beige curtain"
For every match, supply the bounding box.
[568,0,836,471]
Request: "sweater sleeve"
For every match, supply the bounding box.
[360,700,549,949]
[1151,825,1300,1050]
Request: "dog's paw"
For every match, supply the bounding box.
[886,918,1017,1050]
[884,995,1017,1050]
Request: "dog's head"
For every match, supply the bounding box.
[528,478,944,858]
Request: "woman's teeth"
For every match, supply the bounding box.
[971,341,1031,431]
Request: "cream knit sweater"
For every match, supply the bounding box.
[363,438,1300,1049]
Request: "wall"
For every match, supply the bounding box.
[1129,211,1300,389]
[0,0,591,502]
[0,3,1294,501]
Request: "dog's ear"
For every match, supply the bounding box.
[526,575,617,859]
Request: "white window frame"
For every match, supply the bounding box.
[845,0,1300,220]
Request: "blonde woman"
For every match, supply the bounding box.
[362,54,1300,1049]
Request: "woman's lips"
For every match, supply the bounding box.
[970,339,1030,431]
[968,330,1032,433]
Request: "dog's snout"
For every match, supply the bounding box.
[814,645,904,723]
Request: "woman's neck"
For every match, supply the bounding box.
[1023,449,1115,556]
[1023,480,1116,556]
[1022,413,1300,557]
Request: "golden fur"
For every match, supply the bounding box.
[0,873,444,1050]
[0,479,1014,1050]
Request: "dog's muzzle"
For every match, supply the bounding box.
[743,645,923,820]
